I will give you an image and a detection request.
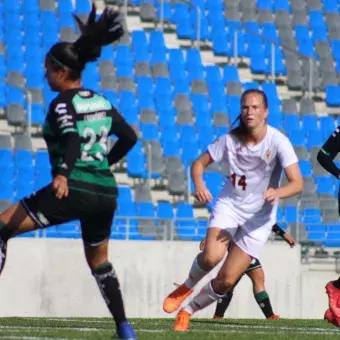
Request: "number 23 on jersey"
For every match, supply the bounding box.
[231,173,247,191]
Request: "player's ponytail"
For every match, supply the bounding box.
[230,89,268,142]
[46,3,123,80]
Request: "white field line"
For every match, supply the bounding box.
[29,318,340,334]
[0,323,339,336]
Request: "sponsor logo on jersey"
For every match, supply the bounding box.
[55,103,67,115]
[236,146,243,152]
[78,90,91,97]
[84,112,107,121]
[73,96,111,114]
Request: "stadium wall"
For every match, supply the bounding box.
[0,239,328,319]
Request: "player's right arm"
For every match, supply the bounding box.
[107,107,137,166]
[191,135,227,203]
[317,127,340,178]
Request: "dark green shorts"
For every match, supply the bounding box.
[21,184,117,246]
[245,258,262,273]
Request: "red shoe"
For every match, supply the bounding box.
[325,281,340,318]
[268,314,280,319]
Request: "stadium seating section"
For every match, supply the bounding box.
[0,0,340,245]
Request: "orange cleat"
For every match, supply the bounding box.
[163,283,193,314]
[326,281,340,318]
[173,310,191,331]
[213,315,223,319]
[267,314,280,320]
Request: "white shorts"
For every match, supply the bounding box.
[208,198,276,258]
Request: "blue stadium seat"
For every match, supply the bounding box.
[307,231,326,242]
[316,176,334,195]
[250,49,266,74]
[302,115,318,133]
[323,0,338,13]
[163,140,180,157]
[75,0,91,14]
[140,123,158,141]
[179,125,197,144]
[309,10,326,30]
[284,115,301,132]
[157,202,174,219]
[175,202,196,239]
[306,131,323,150]
[326,85,340,107]
[274,0,290,11]
[223,65,240,84]
[127,152,147,178]
[156,1,172,21]
[285,206,297,223]
[204,172,223,197]
[299,160,312,177]
[303,208,322,223]
[257,0,272,10]
[181,141,199,166]
[31,104,45,126]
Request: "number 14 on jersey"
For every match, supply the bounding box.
[231,173,247,191]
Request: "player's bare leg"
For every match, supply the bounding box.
[247,267,279,319]
[84,240,136,339]
[0,203,38,274]
[163,227,230,314]
[174,243,250,331]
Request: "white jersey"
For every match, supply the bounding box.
[207,125,298,214]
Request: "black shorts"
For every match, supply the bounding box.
[21,185,117,246]
[244,258,262,273]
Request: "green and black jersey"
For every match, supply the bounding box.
[317,127,340,179]
[43,88,137,197]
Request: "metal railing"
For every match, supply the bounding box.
[233,25,315,96]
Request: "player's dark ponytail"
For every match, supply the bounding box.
[230,89,268,142]
[46,3,123,80]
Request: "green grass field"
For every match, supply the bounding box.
[0,317,339,339]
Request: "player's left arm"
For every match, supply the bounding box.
[272,224,296,248]
[107,107,137,165]
[51,97,81,198]
[264,136,303,203]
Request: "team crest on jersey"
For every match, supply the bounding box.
[265,149,271,159]
[236,146,243,152]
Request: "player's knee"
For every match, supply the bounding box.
[199,252,221,270]
[212,275,236,294]
[91,261,114,277]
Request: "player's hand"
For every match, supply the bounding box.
[199,238,206,251]
[283,233,296,248]
[52,175,69,199]
[194,184,213,203]
[263,188,279,204]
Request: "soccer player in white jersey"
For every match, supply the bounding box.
[163,89,303,331]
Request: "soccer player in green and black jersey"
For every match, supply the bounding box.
[317,128,340,327]
[0,5,137,339]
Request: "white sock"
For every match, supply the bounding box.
[184,257,208,289]
[184,281,225,315]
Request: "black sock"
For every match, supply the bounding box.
[333,278,340,289]
[214,292,233,317]
[0,221,13,243]
[254,291,274,318]
[92,262,127,328]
